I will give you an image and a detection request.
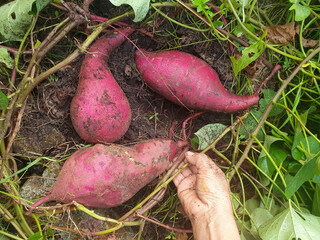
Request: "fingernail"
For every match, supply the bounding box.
[185,151,195,157]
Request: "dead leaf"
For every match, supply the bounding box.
[295,24,319,48]
[264,22,319,47]
[265,22,295,45]
[301,37,319,48]
[176,232,189,240]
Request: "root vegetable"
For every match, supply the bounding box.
[27,139,184,214]
[135,49,259,113]
[70,29,133,143]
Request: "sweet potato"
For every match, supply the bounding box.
[70,29,133,143]
[27,139,184,214]
[135,49,259,113]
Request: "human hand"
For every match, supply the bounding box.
[173,151,240,240]
[173,151,232,221]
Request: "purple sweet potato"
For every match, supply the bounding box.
[135,49,259,113]
[27,139,184,214]
[70,29,133,143]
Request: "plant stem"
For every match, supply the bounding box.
[273,102,320,144]
[201,112,250,154]
[152,6,210,32]
[0,230,24,240]
[136,213,193,233]
[228,46,320,181]
[226,0,303,61]
[0,203,27,240]
[118,163,189,222]
[176,0,274,69]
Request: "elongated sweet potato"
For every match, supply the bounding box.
[70,29,133,143]
[27,139,185,214]
[135,49,259,113]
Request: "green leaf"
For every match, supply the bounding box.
[251,208,273,230]
[259,204,320,240]
[232,23,256,43]
[27,228,54,240]
[316,157,320,176]
[236,197,259,215]
[230,39,265,76]
[0,48,14,69]
[237,0,248,7]
[314,174,320,183]
[289,2,311,21]
[193,123,228,150]
[239,89,283,140]
[258,135,284,159]
[212,20,224,28]
[0,90,8,110]
[34,39,41,49]
[27,232,42,240]
[312,184,320,217]
[259,89,284,117]
[0,0,51,41]
[239,108,264,140]
[190,137,199,150]
[258,141,288,177]
[291,105,317,160]
[291,136,320,161]
[245,198,260,215]
[109,0,150,22]
[45,228,54,240]
[285,154,318,199]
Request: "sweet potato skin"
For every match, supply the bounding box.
[135,49,259,113]
[70,29,133,143]
[27,139,182,213]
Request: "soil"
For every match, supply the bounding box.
[10,4,267,240]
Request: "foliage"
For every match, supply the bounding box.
[109,0,150,22]
[0,91,9,110]
[239,89,284,140]
[191,123,228,150]
[192,0,214,17]
[0,0,51,41]
[259,203,320,240]
[289,0,311,21]
[230,33,265,76]
[0,48,14,69]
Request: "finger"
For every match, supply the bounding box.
[184,152,198,174]
[186,152,223,175]
[189,165,198,174]
[175,175,196,196]
[173,166,193,186]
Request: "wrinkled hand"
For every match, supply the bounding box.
[173,151,232,220]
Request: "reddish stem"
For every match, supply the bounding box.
[136,213,193,233]
[9,66,17,93]
[90,14,130,27]
[206,3,234,52]
[169,121,177,139]
[0,45,32,55]
[182,112,205,140]
[254,64,282,95]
